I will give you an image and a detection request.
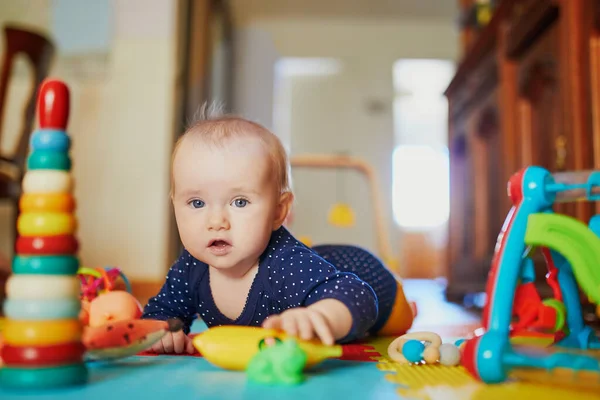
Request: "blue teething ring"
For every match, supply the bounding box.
[30,129,71,152]
[27,150,72,170]
[0,363,88,388]
[112,267,133,293]
[12,255,79,275]
[3,298,81,320]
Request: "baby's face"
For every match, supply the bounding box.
[171,134,280,273]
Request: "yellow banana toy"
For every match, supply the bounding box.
[192,326,342,371]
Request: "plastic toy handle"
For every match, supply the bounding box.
[524,213,600,304]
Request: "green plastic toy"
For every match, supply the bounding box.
[246,338,308,385]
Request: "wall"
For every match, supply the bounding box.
[0,0,183,280]
[233,18,459,277]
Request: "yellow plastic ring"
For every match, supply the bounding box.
[2,319,82,346]
[387,331,442,364]
[20,193,76,213]
[22,170,73,194]
[6,275,80,300]
[17,212,76,236]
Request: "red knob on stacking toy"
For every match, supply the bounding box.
[38,79,69,130]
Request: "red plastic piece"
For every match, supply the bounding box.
[512,282,559,334]
[15,235,79,255]
[460,336,481,381]
[1,342,85,366]
[541,247,562,301]
[339,343,380,362]
[38,79,69,130]
[482,169,527,329]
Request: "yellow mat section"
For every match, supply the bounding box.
[377,359,600,400]
[372,335,600,400]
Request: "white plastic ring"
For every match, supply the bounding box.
[22,170,73,194]
[6,275,80,300]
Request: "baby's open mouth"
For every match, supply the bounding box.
[209,239,230,248]
[208,239,231,255]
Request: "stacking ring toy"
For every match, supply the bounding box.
[3,319,82,346]
[6,275,80,300]
[27,150,71,170]
[1,342,85,366]
[387,332,442,364]
[22,170,73,193]
[17,212,76,236]
[15,235,79,255]
[0,363,88,388]
[3,298,81,320]
[20,193,75,213]
[12,255,79,275]
[30,129,71,152]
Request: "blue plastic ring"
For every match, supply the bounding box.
[12,255,80,275]
[30,129,71,152]
[27,150,71,171]
[0,363,88,389]
[3,298,81,320]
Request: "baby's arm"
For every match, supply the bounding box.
[263,248,378,343]
[141,252,198,334]
[306,298,354,341]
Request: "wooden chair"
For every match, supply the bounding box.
[0,25,55,306]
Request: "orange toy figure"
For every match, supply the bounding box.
[87,291,143,327]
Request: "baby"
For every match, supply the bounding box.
[142,107,415,354]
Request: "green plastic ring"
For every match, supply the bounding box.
[12,255,80,275]
[542,298,567,333]
[0,363,88,389]
[27,150,72,171]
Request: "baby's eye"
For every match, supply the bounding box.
[232,198,248,208]
[190,200,205,209]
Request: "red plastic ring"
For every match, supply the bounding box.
[15,235,79,255]
[1,342,86,366]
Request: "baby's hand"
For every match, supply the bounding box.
[262,307,335,345]
[150,330,196,354]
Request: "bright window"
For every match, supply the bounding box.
[392,59,455,230]
[392,145,449,229]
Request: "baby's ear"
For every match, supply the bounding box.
[273,192,294,230]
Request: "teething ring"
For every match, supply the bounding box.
[387,332,442,364]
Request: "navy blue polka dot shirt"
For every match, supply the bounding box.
[142,227,379,343]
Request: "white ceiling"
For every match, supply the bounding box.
[229,0,459,24]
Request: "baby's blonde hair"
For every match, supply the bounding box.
[170,103,292,198]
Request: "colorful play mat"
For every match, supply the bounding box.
[1,319,599,400]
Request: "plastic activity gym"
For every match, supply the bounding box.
[0,79,598,398]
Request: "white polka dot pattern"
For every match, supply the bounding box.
[142,227,395,341]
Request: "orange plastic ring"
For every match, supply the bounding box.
[96,267,113,292]
[3,319,82,346]
[20,193,76,213]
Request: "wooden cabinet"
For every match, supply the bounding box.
[445,0,599,302]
